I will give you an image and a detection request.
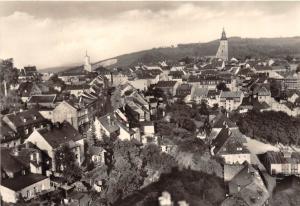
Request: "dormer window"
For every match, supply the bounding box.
[33,115,37,120]
[237,147,243,151]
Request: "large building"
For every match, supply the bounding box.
[216,28,229,61]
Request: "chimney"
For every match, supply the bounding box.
[237,184,241,192]
[46,124,52,131]
[3,80,8,97]
[12,146,21,156]
[36,152,41,163]
[107,115,111,126]
[30,153,34,161]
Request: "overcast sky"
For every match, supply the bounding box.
[1,1,300,69]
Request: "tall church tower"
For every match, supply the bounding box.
[216,28,228,61]
[84,50,92,72]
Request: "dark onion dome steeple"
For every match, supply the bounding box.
[221,28,227,40]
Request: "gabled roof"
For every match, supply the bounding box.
[37,122,84,148]
[228,163,269,206]
[1,174,48,191]
[98,114,119,134]
[1,147,27,174]
[212,127,249,155]
[4,109,47,129]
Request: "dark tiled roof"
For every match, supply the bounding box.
[1,174,48,191]
[0,120,18,143]
[38,122,84,148]
[65,84,90,90]
[263,151,300,164]
[28,94,56,103]
[98,114,120,134]
[212,127,249,155]
[156,81,177,88]
[0,147,27,174]
[4,109,47,128]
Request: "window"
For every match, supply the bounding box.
[25,129,29,135]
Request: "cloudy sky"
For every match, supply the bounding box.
[1,1,300,69]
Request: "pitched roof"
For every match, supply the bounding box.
[0,120,18,143]
[28,94,57,104]
[65,84,90,90]
[38,122,84,148]
[220,91,243,99]
[156,81,177,88]
[228,164,269,206]
[98,114,119,134]
[1,174,48,191]
[4,109,47,128]
[212,127,249,155]
[0,147,27,174]
[193,88,209,98]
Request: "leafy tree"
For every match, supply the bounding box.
[54,145,82,183]
[199,100,209,116]
[0,59,19,87]
[216,82,230,91]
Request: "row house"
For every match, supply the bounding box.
[261,150,300,176]
[64,84,90,97]
[155,81,179,97]
[219,91,244,111]
[2,109,49,142]
[52,96,100,131]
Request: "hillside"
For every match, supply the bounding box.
[42,36,300,72]
[102,36,300,68]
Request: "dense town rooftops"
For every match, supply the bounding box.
[1,174,48,191]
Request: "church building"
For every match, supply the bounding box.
[216,28,228,61]
[84,51,92,72]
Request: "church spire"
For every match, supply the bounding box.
[221,28,227,40]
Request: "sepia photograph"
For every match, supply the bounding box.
[0,1,300,205]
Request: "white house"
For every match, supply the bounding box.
[0,174,50,203]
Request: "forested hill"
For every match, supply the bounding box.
[102,36,300,68]
[42,36,300,72]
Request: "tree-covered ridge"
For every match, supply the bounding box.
[236,111,300,145]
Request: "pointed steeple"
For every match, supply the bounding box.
[221,28,227,40]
